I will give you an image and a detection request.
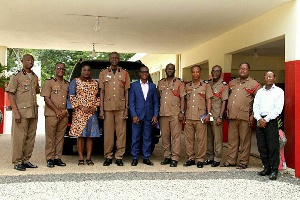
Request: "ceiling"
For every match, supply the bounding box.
[0,0,291,54]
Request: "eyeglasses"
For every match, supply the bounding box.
[56,67,66,71]
[139,70,149,74]
[212,70,221,73]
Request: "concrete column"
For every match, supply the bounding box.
[0,46,7,66]
[284,0,300,178]
[0,46,7,134]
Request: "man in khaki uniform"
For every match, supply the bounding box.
[41,62,69,168]
[6,54,40,171]
[204,65,228,167]
[184,65,213,168]
[158,63,185,167]
[222,62,261,169]
[99,52,130,166]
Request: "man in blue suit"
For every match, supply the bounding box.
[129,66,159,166]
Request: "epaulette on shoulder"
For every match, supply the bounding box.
[159,78,165,82]
[13,70,21,76]
[46,77,53,80]
[254,79,260,83]
[222,81,227,85]
[188,81,192,85]
[176,78,184,82]
[64,79,69,84]
[203,80,209,84]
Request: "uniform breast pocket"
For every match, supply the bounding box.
[197,90,206,99]
[52,86,60,94]
[19,81,31,93]
[118,76,126,87]
[186,91,192,100]
[104,79,111,87]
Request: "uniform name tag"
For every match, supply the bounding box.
[106,75,111,78]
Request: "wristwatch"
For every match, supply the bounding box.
[180,110,185,114]
[208,112,212,116]
[218,116,223,119]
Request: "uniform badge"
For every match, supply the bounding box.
[24,80,29,90]
[52,85,60,94]
[105,81,109,85]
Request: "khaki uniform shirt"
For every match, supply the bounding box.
[6,69,39,119]
[185,80,213,120]
[40,77,69,117]
[99,67,130,111]
[208,79,229,118]
[227,76,261,121]
[158,78,186,116]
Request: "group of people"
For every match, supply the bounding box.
[6,53,284,180]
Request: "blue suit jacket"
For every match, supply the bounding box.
[129,80,159,121]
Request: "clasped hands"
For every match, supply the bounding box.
[258,118,267,128]
[132,116,157,125]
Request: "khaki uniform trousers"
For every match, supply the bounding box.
[226,119,252,165]
[184,119,207,162]
[104,110,126,159]
[160,116,181,161]
[207,121,223,162]
[45,116,68,161]
[11,117,38,165]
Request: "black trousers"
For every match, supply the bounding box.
[256,119,279,171]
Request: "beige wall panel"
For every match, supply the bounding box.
[232,55,285,83]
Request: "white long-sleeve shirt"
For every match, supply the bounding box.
[253,84,284,122]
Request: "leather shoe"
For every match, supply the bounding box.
[203,160,214,165]
[170,160,178,167]
[197,161,204,168]
[131,159,138,166]
[269,171,278,180]
[22,162,38,168]
[103,158,112,166]
[115,159,124,166]
[258,168,271,176]
[14,164,26,171]
[160,158,171,165]
[47,159,55,168]
[183,160,196,167]
[54,158,66,166]
[143,159,154,166]
[211,161,220,167]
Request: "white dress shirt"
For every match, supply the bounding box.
[253,84,284,122]
[140,80,149,100]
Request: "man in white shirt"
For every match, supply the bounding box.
[253,71,284,180]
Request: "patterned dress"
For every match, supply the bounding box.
[68,78,100,137]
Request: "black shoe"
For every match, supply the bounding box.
[47,159,55,168]
[269,171,278,180]
[103,158,112,166]
[170,160,178,167]
[258,168,271,176]
[197,161,204,168]
[143,159,154,166]
[22,162,38,168]
[54,158,66,166]
[160,158,171,165]
[14,164,26,171]
[211,161,220,167]
[183,160,196,167]
[131,159,138,166]
[115,159,124,166]
[203,160,214,165]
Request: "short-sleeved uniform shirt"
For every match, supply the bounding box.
[6,69,39,119]
[208,79,229,118]
[99,67,130,111]
[157,78,186,116]
[40,77,69,117]
[227,76,261,121]
[185,80,213,120]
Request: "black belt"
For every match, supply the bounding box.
[261,115,267,118]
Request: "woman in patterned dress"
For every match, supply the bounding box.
[68,64,100,165]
